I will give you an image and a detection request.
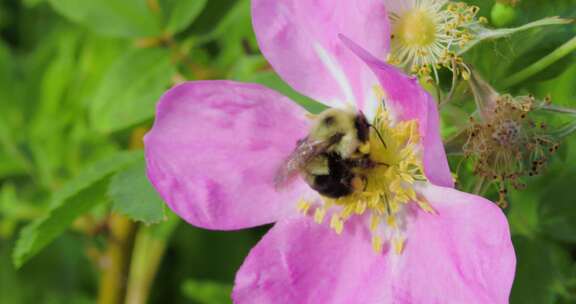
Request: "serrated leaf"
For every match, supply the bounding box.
[182,280,232,304]
[13,179,108,269]
[463,11,574,86]
[52,151,144,206]
[109,161,165,224]
[161,0,207,35]
[47,0,162,38]
[147,211,179,239]
[90,47,175,133]
[12,151,142,268]
[460,17,571,55]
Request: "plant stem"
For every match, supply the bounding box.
[97,214,137,304]
[502,35,576,87]
[539,104,576,116]
[440,59,459,108]
[125,228,167,304]
[555,122,576,139]
[124,214,178,304]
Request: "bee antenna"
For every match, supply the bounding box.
[370,125,387,148]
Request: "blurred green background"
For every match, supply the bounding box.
[0,0,574,303]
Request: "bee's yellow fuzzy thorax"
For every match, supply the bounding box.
[297,104,434,254]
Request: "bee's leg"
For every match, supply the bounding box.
[347,157,376,169]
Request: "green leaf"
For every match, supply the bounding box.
[12,151,143,268]
[32,31,80,134]
[215,0,258,68]
[52,151,144,206]
[514,0,576,25]
[190,0,257,68]
[47,0,162,38]
[90,47,175,133]
[0,117,31,179]
[182,279,232,304]
[109,161,166,224]
[463,15,574,86]
[539,167,576,243]
[0,44,29,178]
[527,138,576,242]
[0,40,26,129]
[161,0,207,35]
[188,0,247,40]
[533,62,576,107]
[13,180,108,270]
[147,211,179,239]
[227,56,325,113]
[508,189,540,237]
[248,71,326,114]
[461,17,571,55]
[0,40,13,103]
[510,236,568,304]
[22,0,45,8]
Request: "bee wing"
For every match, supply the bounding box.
[274,138,332,188]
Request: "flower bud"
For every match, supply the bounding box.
[491,2,518,27]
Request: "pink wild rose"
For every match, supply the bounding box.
[144,0,516,303]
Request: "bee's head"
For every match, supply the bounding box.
[309,108,368,158]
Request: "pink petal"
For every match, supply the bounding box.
[340,35,453,187]
[422,92,454,188]
[144,81,317,230]
[402,183,516,304]
[233,185,515,303]
[252,0,389,116]
[233,217,389,304]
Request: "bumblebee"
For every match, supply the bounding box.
[275,108,375,198]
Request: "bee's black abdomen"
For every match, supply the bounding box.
[311,153,355,198]
[312,175,354,198]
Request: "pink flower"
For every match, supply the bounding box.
[144,0,515,303]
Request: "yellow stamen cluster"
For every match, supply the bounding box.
[298,105,433,254]
[463,95,559,207]
[388,0,485,81]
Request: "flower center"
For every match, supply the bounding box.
[298,102,432,254]
[388,0,484,79]
[395,9,437,48]
[492,120,521,146]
